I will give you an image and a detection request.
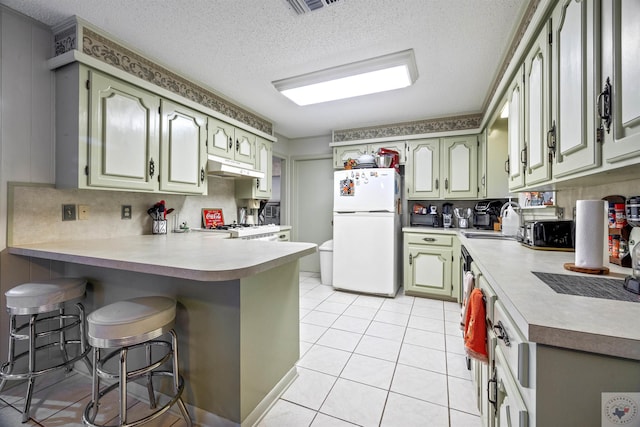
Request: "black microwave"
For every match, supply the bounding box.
[519,220,575,249]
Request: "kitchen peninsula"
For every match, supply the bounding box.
[7,233,316,426]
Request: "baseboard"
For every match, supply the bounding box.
[73,362,298,427]
[242,366,299,427]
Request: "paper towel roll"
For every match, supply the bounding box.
[575,200,607,268]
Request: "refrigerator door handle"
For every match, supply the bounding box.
[335,211,357,214]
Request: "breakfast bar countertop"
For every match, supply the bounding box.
[8,232,317,282]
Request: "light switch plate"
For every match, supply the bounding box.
[62,204,76,221]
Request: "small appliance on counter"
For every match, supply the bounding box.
[442,203,454,228]
[455,207,472,228]
[375,148,400,172]
[473,200,503,229]
[410,203,440,227]
[517,219,575,250]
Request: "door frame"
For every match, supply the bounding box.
[291,154,332,243]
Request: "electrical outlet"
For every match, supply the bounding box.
[121,205,132,220]
[62,204,76,221]
[78,205,89,220]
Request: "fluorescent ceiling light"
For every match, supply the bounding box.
[273,49,418,106]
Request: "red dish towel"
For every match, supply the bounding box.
[463,288,488,363]
[460,271,475,331]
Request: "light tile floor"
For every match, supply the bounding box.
[0,272,480,427]
[257,272,481,427]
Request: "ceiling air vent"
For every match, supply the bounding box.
[285,0,340,15]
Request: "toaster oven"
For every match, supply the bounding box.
[518,220,575,249]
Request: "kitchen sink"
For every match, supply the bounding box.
[460,231,517,240]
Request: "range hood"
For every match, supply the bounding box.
[206,154,265,179]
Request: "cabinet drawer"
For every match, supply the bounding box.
[493,301,529,388]
[494,346,529,427]
[477,274,497,325]
[405,233,453,247]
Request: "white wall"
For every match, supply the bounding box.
[0,7,55,251]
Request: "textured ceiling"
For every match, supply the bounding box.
[0,0,528,139]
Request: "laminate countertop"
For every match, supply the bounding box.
[8,232,317,282]
[403,227,640,360]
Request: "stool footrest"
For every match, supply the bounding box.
[0,340,90,381]
[83,371,186,427]
[96,340,172,382]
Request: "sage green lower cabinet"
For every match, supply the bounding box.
[470,261,640,427]
[403,232,459,300]
[277,230,291,241]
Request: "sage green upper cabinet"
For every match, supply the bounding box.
[507,66,526,191]
[159,100,207,195]
[207,117,256,166]
[600,0,640,164]
[236,137,272,199]
[332,141,406,169]
[333,145,369,169]
[441,135,478,199]
[406,139,440,199]
[55,65,160,191]
[86,68,160,192]
[207,117,235,159]
[407,136,477,199]
[234,129,257,165]
[550,0,600,178]
[524,27,552,186]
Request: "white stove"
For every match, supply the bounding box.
[195,224,280,240]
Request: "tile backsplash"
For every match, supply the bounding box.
[8,177,238,245]
[555,177,640,219]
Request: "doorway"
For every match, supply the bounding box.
[292,156,333,272]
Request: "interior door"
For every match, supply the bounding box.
[293,157,333,273]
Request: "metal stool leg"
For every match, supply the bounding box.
[22,315,38,423]
[58,307,71,372]
[0,315,17,392]
[119,347,128,426]
[77,303,93,374]
[170,330,192,427]
[88,347,100,423]
[145,343,157,409]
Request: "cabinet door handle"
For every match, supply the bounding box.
[481,175,486,186]
[445,178,449,190]
[520,146,527,167]
[236,139,239,152]
[422,237,436,242]
[493,320,511,347]
[201,167,205,183]
[256,178,260,189]
[505,157,509,174]
[547,121,556,162]
[597,76,612,136]
[435,178,439,190]
[488,374,498,411]
[409,253,413,265]
[149,158,155,178]
[228,136,233,150]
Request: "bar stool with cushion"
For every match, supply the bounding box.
[83,296,192,427]
[0,277,91,423]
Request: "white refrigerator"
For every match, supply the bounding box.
[332,168,401,296]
